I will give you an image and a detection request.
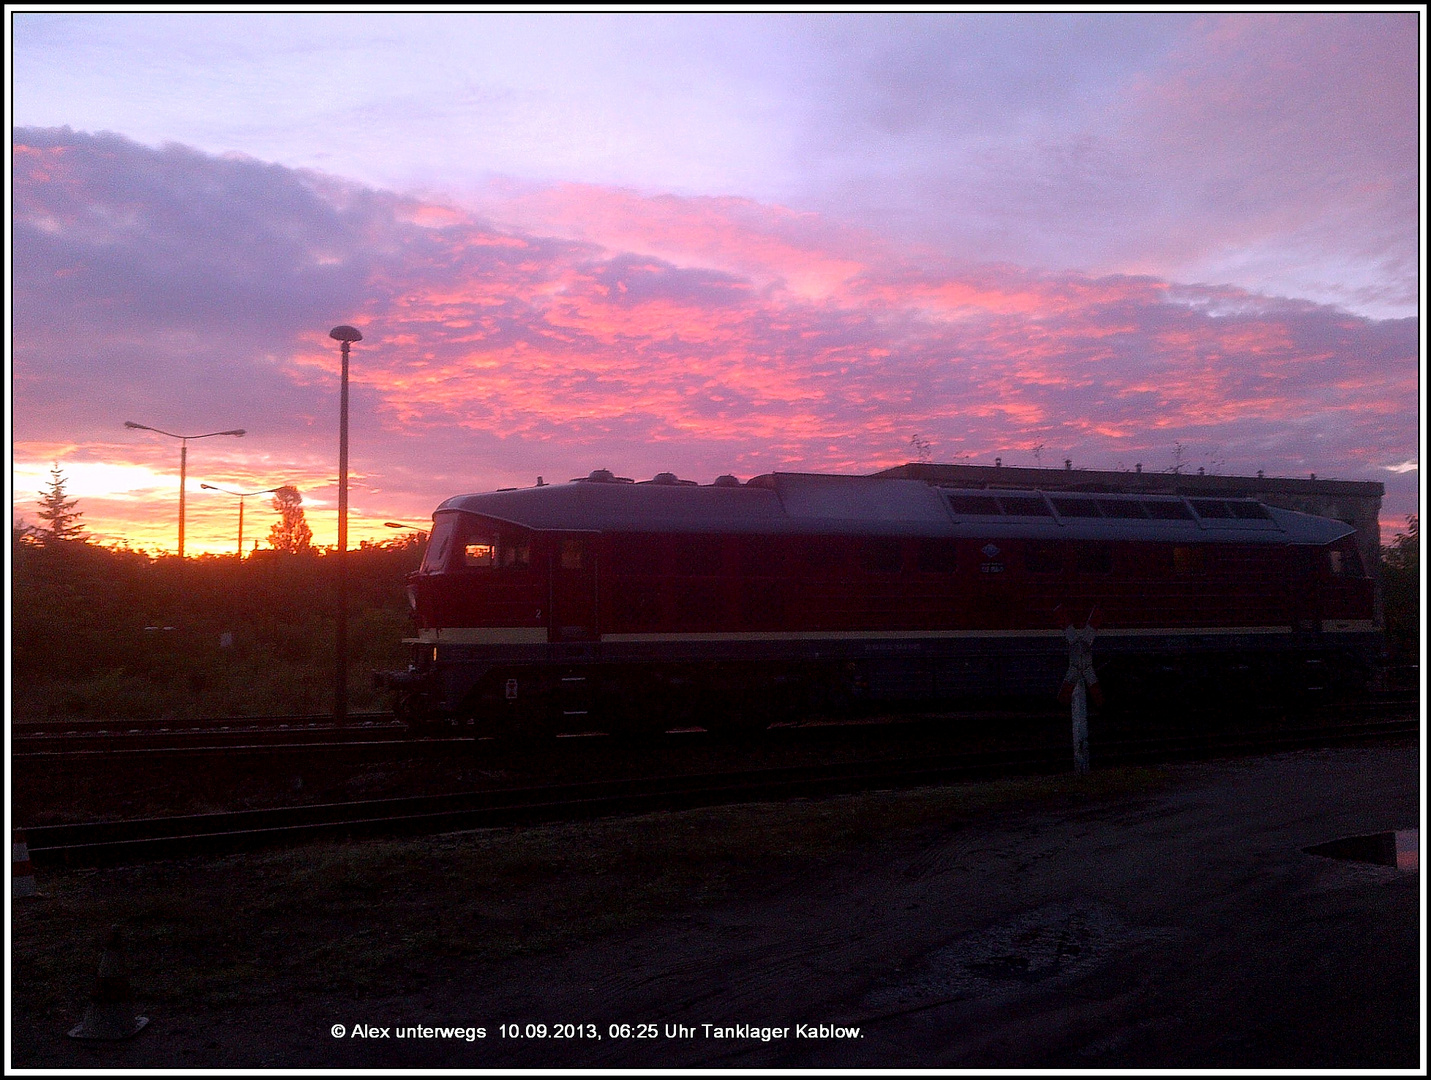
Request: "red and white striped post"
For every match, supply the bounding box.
[13,828,37,897]
[1059,622,1101,774]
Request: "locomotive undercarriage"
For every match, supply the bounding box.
[386,632,1377,738]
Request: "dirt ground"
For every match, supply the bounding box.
[10,742,1422,1070]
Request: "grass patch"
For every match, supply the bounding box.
[13,764,1173,1023]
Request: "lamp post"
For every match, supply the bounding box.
[329,325,363,725]
[124,423,245,558]
[200,484,282,557]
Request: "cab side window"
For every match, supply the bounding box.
[465,537,495,567]
[499,539,530,568]
[461,527,530,570]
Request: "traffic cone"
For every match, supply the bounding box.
[67,926,149,1040]
[12,829,36,898]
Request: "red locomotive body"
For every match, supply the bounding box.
[387,471,1377,734]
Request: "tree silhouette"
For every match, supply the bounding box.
[36,462,85,544]
[1383,514,1418,573]
[1381,514,1419,677]
[267,486,313,553]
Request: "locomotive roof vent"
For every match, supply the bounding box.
[642,471,698,486]
[574,468,635,484]
[712,474,742,487]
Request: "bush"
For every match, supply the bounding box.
[1381,515,1419,672]
[12,533,424,720]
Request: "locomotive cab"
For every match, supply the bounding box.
[411,511,546,633]
[392,512,558,730]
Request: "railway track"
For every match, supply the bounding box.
[11,712,445,762]
[13,710,397,733]
[12,712,402,746]
[21,715,1417,868]
[12,692,1418,759]
[12,708,1063,759]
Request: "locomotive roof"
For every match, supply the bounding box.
[435,472,1355,546]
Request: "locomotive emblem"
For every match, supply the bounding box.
[980,543,1004,572]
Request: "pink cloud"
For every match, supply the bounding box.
[12,127,1419,551]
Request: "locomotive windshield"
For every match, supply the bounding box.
[421,514,459,572]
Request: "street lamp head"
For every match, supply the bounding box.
[202,483,283,497]
[329,325,363,343]
[126,422,242,438]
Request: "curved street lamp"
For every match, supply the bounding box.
[124,422,245,558]
[200,484,283,557]
[329,324,363,725]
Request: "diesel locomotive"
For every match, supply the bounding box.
[383,469,1378,735]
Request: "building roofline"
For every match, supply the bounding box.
[873,462,1384,498]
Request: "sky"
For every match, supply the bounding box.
[8,10,1424,554]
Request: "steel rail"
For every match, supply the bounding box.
[14,726,415,755]
[22,716,1417,868]
[15,689,1416,735]
[12,712,397,737]
[13,692,1417,757]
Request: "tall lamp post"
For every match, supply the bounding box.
[124,422,246,558]
[329,324,363,725]
[200,484,282,557]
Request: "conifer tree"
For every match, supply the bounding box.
[268,485,313,553]
[36,463,85,544]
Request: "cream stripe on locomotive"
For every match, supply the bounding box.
[406,625,1340,646]
[600,626,1299,643]
[412,627,549,644]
